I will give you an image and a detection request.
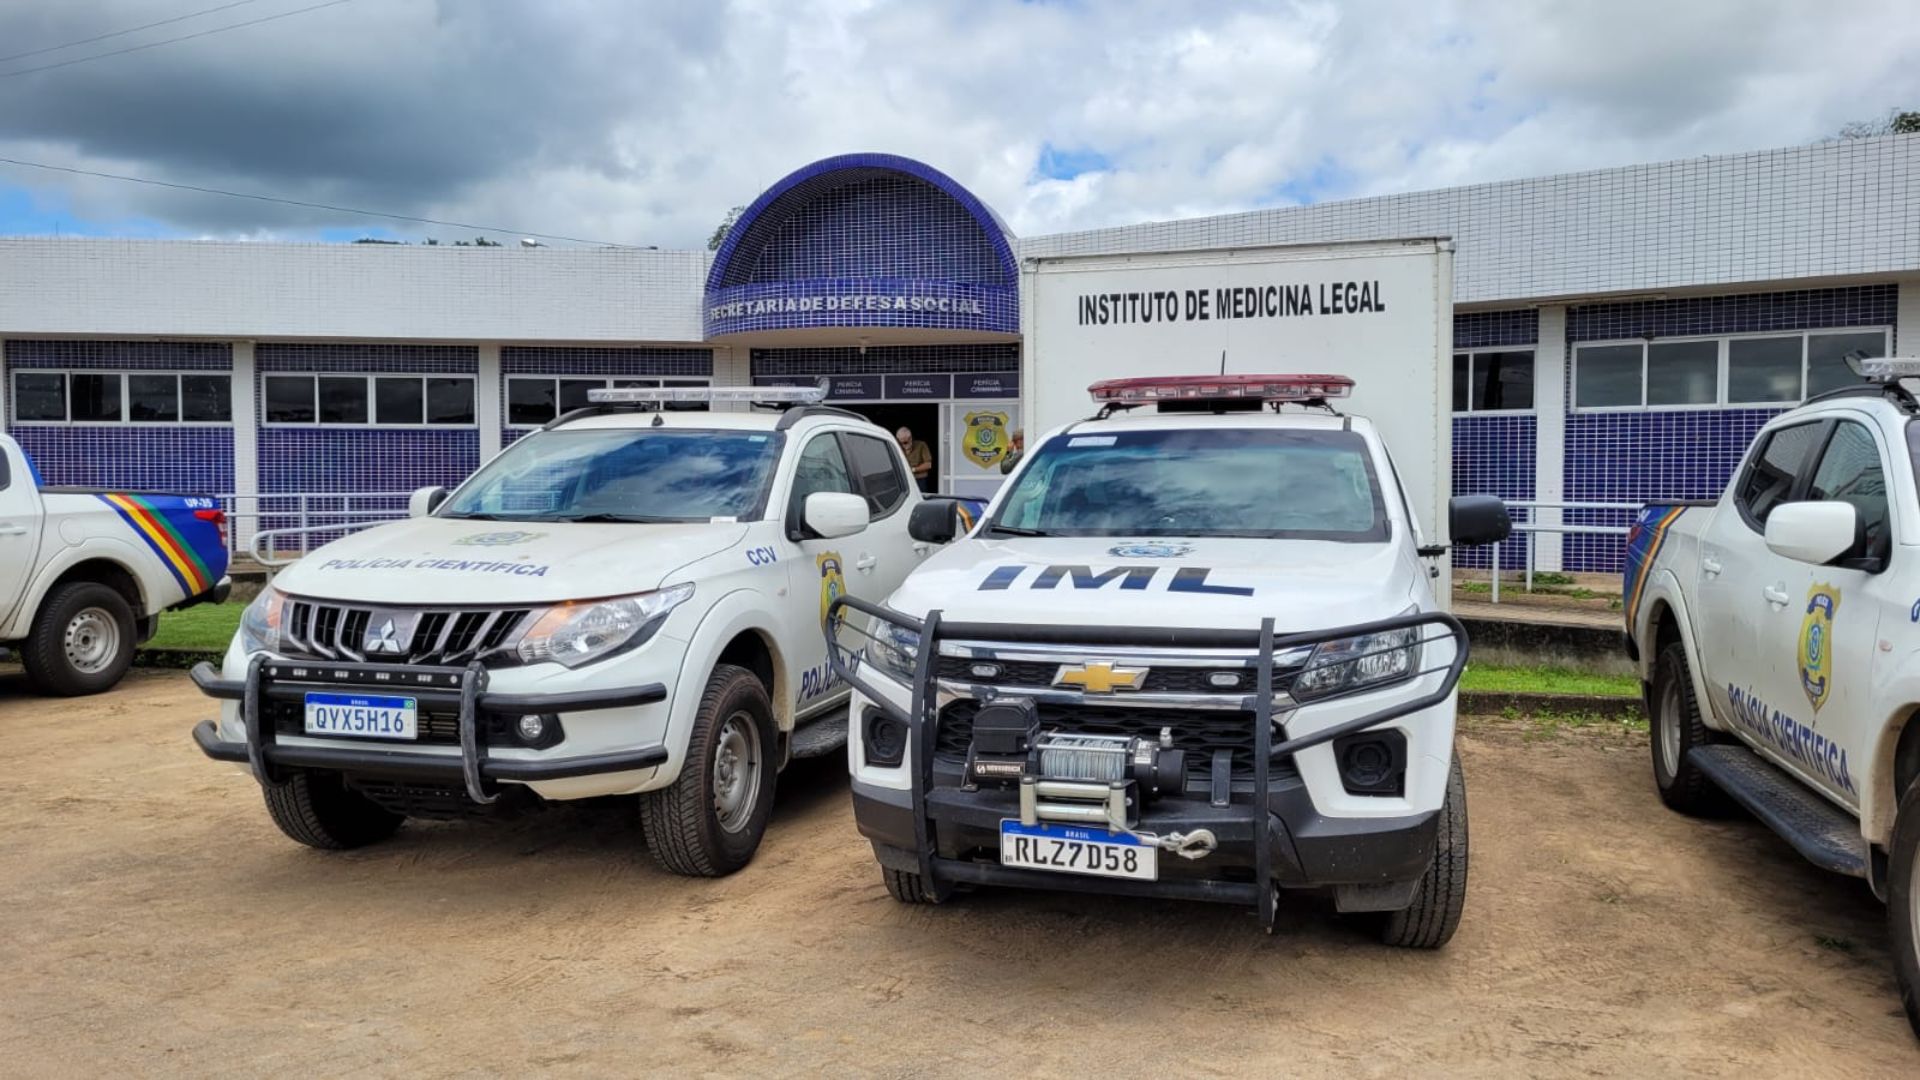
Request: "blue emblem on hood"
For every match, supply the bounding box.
[1107,543,1193,559]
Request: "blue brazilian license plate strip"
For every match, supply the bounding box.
[999,819,1158,880]
[303,692,419,740]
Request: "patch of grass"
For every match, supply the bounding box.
[1531,571,1576,586]
[1459,663,1639,698]
[1814,934,1856,953]
[147,602,242,651]
[1456,580,1491,594]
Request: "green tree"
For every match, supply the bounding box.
[1836,108,1919,139]
[708,205,746,251]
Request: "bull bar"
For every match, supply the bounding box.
[189,657,669,805]
[826,595,1469,929]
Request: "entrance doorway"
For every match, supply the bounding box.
[843,402,940,492]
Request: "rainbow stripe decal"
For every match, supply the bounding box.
[1623,505,1688,631]
[96,494,215,596]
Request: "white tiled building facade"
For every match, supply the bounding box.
[3,134,1916,573]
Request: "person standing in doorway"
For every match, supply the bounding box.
[999,429,1025,475]
[897,426,933,492]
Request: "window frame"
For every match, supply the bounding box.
[7,368,235,427]
[1733,418,1832,534]
[835,430,912,520]
[1801,416,1896,568]
[260,372,479,429]
[1450,347,1538,414]
[502,375,713,428]
[1571,326,1893,413]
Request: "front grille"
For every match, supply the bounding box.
[934,700,1291,783]
[934,656,1297,694]
[283,600,530,666]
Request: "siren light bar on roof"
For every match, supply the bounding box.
[587,385,828,405]
[1846,356,1920,382]
[1087,373,1355,404]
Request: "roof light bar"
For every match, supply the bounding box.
[1846,356,1920,382]
[1088,373,1355,404]
[587,385,828,405]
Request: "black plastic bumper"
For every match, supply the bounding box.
[190,658,669,803]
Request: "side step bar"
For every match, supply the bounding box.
[1688,744,1869,878]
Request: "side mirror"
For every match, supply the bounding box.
[1765,501,1860,565]
[409,486,448,518]
[804,492,870,539]
[1449,495,1512,547]
[908,498,972,544]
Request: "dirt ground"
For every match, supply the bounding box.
[1,669,1915,1078]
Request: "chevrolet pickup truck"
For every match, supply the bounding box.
[0,432,231,695]
[1623,357,1920,1035]
[190,386,940,877]
[829,373,1511,946]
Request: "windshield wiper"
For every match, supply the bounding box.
[437,512,518,521]
[548,512,683,524]
[985,524,1053,537]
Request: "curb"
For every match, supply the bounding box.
[1460,690,1643,719]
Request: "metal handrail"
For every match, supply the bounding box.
[210,490,416,563]
[1470,499,1644,603]
[250,520,400,567]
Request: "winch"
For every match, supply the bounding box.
[962,698,1187,831]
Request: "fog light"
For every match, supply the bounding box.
[1208,671,1241,688]
[969,662,1002,679]
[1333,730,1407,796]
[517,714,547,742]
[862,709,907,767]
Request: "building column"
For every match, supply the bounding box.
[1897,276,1920,356]
[0,337,8,426]
[476,343,502,461]
[230,340,259,553]
[1532,306,1568,573]
[711,345,750,412]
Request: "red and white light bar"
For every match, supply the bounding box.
[587,385,827,405]
[1088,373,1355,404]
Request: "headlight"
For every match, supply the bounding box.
[864,613,921,683]
[238,586,285,654]
[1292,612,1422,702]
[517,583,694,669]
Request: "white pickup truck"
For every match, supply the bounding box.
[1623,357,1920,1034]
[829,374,1511,946]
[190,386,936,877]
[0,432,230,695]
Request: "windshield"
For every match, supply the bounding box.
[439,428,781,522]
[989,427,1389,541]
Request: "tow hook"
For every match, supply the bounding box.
[1152,829,1219,860]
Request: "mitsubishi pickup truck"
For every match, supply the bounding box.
[0,432,230,695]
[1623,356,1920,1034]
[828,373,1511,946]
[189,386,936,877]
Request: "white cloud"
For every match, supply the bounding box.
[0,0,1915,246]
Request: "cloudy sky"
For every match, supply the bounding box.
[0,0,1915,249]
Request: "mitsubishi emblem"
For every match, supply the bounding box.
[364,618,405,655]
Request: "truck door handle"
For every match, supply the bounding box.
[1701,556,1722,576]
[854,554,878,573]
[0,523,26,536]
[1763,585,1790,606]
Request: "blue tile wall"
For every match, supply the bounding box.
[1567,285,1896,342]
[1450,414,1536,570]
[704,153,1020,338]
[10,425,234,493]
[751,343,1019,377]
[1453,309,1538,350]
[4,339,234,494]
[255,344,479,537]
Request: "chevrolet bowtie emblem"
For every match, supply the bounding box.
[1054,661,1148,693]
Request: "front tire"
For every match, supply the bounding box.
[640,664,777,877]
[1887,779,1920,1039]
[262,769,404,850]
[880,865,943,905]
[1649,642,1727,815]
[1379,755,1468,949]
[21,582,137,696]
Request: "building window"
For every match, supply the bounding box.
[504,376,711,426]
[1573,328,1891,411]
[263,374,476,427]
[8,370,232,424]
[1451,350,1535,412]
